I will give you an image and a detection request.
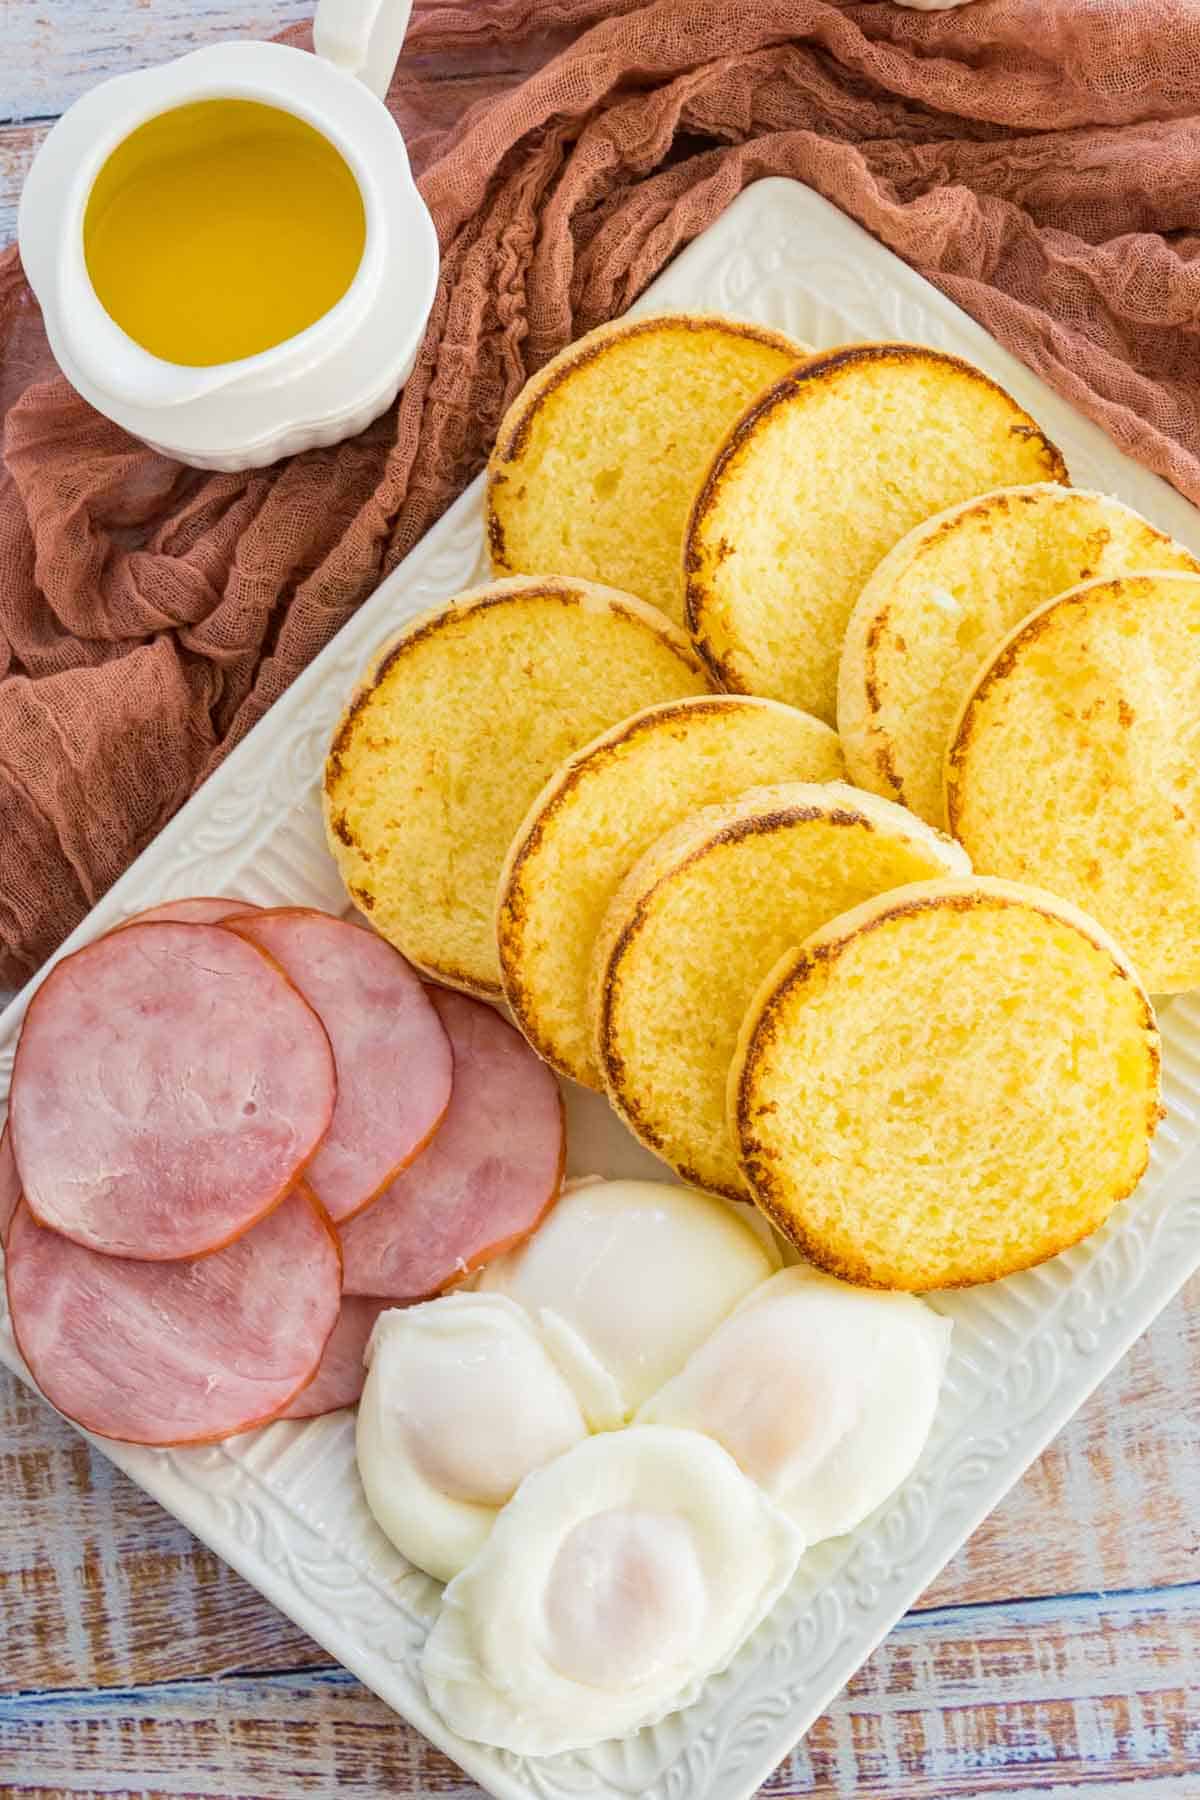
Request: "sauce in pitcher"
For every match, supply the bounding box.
[84,99,366,367]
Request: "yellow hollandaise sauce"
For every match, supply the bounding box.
[84,99,366,367]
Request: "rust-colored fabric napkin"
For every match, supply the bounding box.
[2,0,1200,986]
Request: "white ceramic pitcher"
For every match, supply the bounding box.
[18,0,438,470]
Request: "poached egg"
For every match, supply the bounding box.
[356,1292,588,1581]
[477,1177,778,1427]
[421,1423,802,1753]
[638,1265,951,1542]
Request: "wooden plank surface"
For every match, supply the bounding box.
[3,3,1200,1796]
[6,0,309,120]
[4,1276,1200,1793]
[6,1585,1200,1800]
[5,1272,1200,1697]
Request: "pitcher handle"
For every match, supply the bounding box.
[313,0,414,99]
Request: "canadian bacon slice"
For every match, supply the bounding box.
[5,1187,341,1445]
[119,897,263,928]
[9,921,336,1260]
[340,989,564,1301]
[278,1294,392,1419]
[224,910,452,1224]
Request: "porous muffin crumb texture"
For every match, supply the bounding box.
[686,344,1068,723]
[593,782,968,1198]
[946,572,1200,994]
[731,879,1161,1290]
[838,485,1199,826]
[497,695,844,1088]
[324,578,709,995]
[487,313,808,624]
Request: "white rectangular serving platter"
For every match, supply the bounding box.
[4,176,1200,1800]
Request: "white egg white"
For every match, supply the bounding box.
[476,1178,779,1427]
[356,1293,588,1582]
[421,1423,803,1753]
[638,1266,951,1543]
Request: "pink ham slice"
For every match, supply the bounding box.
[9,921,336,1261]
[120,897,262,928]
[340,989,564,1301]
[5,1187,341,1445]
[279,1295,392,1419]
[0,1126,19,1242]
[223,910,452,1225]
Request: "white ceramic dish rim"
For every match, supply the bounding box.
[3,177,1200,1800]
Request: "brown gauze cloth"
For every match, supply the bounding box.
[2,0,1200,985]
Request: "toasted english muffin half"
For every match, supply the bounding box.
[324,577,709,996]
[684,343,1068,724]
[486,313,810,625]
[838,485,1199,826]
[944,570,1200,994]
[730,877,1161,1290]
[497,696,844,1089]
[591,781,968,1198]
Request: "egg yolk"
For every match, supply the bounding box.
[542,1507,706,1689]
[653,1300,862,1496]
[395,1327,584,1506]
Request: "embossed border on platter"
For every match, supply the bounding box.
[3,178,1200,1800]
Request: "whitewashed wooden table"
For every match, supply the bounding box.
[3,5,1200,1795]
